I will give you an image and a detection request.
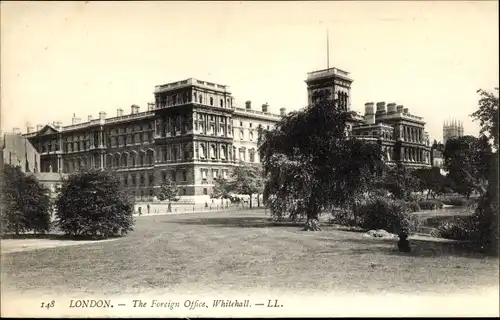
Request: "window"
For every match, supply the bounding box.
[200,144,206,158]
[140,175,145,186]
[199,95,203,104]
[223,170,228,179]
[239,130,244,140]
[173,147,178,160]
[171,171,176,182]
[182,188,187,195]
[212,169,218,179]
[203,188,208,195]
[163,171,167,182]
[210,97,213,106]
[239,148,246,161]
[249,149,255,162]
[182,170,187,181]
[249,123,252,128]
[219,125,224,135]
[220,99,223,107]
[202,169,207,179]
[249,131,254,141]
[210,145,216,159]
[193,92,197,102]
[131,174,136,186]
[124,176,128,187]
[240,121,243,127]
[221,146,227,159]
[210,124,215,135]
[148,174,154,185]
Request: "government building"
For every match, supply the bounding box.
[21,78,282,203]
[305,67,432,168]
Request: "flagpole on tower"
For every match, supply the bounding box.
[327,28,330,69]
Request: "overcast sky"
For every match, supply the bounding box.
[1,1,498,142]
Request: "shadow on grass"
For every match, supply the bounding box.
[1,233,123,241]
[170,216,306,229]
[327,237,496,259]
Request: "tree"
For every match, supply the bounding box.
[225,164,264,209]
[0,165,51,235]
[443,135,492,197]
[55,169,135,238]
[471,88,499,148]
[260,90,382,230]
[377,164,418,200]
[157,178,179,212]
[211,177,230,207]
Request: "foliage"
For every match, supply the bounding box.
[443,135,492,197]
[211,178,230,199]
[411,167,448,199]
[0,165,52,235]
[471,88,499,147]
[417,199,444,210]
[441,196,474,207]
[55,169,135,238]
[405,200,421,213]
[329,208,364,228]
[260,90,382,229]
[436,217,479,241]
[375,164,418,200]
[157,178,180,212]
[355,197,421,234]
[225,164,264,209]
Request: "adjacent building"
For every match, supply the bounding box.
[21,78,282,203]
[305,67,432,168]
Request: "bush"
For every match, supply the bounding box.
[55,169,135,238]
[356,197,421,234]
[0,165,52,235]
[417,199,444,210]
[330,208,363,227]
[436,217,478,241]
[405,200,421,213]
[441,196,473,207]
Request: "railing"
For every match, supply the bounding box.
[154,78,230,93]
[232,107,281,119]
[307,67,351,79]
[105,111,154,124]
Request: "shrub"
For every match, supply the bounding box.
[55,169,135,238]
[330,208,364,227]
[436,217,479,241]
[405,200,421,213]
[417,199,444,210]
[356,197,421,234]
[441,196,473,207]
[0,165,52,235]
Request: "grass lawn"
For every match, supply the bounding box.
[1,209,498,296]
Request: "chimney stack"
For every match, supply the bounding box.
[245,101,252,110]
[72,113,81,125]
[403,107,409,114]
[262,103,269,113]
[396,105,404,113]
[147,102,155,111]
[376,102,386,115]
[131,105,140,114]
[280,107,286,116]
[364,102,375,116]
[387,103,397,114]
[117,108,124,117]
[52,121,63,130]
[99,111,107,120]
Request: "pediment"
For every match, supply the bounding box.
[37,124,60,136]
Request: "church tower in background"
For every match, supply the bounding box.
[443,119,464,145]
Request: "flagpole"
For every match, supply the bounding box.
[327,28,330,69]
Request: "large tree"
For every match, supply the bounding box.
[443,135,492,197]
[259,90,382,230]
[471,88,499,148]
[225,164,264,209]
[0,165,52,235]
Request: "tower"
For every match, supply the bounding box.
[443,119,464,145]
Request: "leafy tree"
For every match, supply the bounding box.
[211,177,230,207]
[471,88,499,148]
[157,178,179,212]
[55,169,135,238]
[443,135,492,197]
[377,164,418,200]
[260,90,382,230]
[0,165,51,235]
[225,164,264,209]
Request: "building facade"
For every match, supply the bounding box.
[305,67,432,168]
[22,78,281,203]
[443,119,464,145]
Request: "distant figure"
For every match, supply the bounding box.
[147,204,150,214]
[138,207,142,216]
[398,229,411,253]
[205,201,208,208]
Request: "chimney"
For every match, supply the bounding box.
[147,102,155,111]
[387,103,397,114]
[245,101,252,110]
[376,102,386,115]
[131,104,140,114]
[262,103,269,113]
[117,108,124,117]
[396,105,404,113]
[37,124,44,131]
[13,127,21,135]
[99,111,107,120]
[364,114,375,125]
[403,107,409,114]
[88,115,93,122]
[72,113,81,125]
[364,102,375,116]
[280,107,286,116]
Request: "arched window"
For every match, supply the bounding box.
[199,95,203,104]
[210,97,214,106]
[193,92,197,102]
[200,144,206,158]
[220,99,224,107]
[221,146,227,159]
[210,145,216,159]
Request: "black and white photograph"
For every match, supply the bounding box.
[1,1,499,317]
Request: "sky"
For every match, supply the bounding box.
[1,1,498,143]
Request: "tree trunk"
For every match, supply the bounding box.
[303,202,321,231]
[257,194,260,208]
[249,194,253,209]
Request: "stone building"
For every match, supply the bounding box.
[305,67,431,168]
[22,78,281,203]
[443,119,464,145]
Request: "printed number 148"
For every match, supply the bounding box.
[41,300,55,309]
